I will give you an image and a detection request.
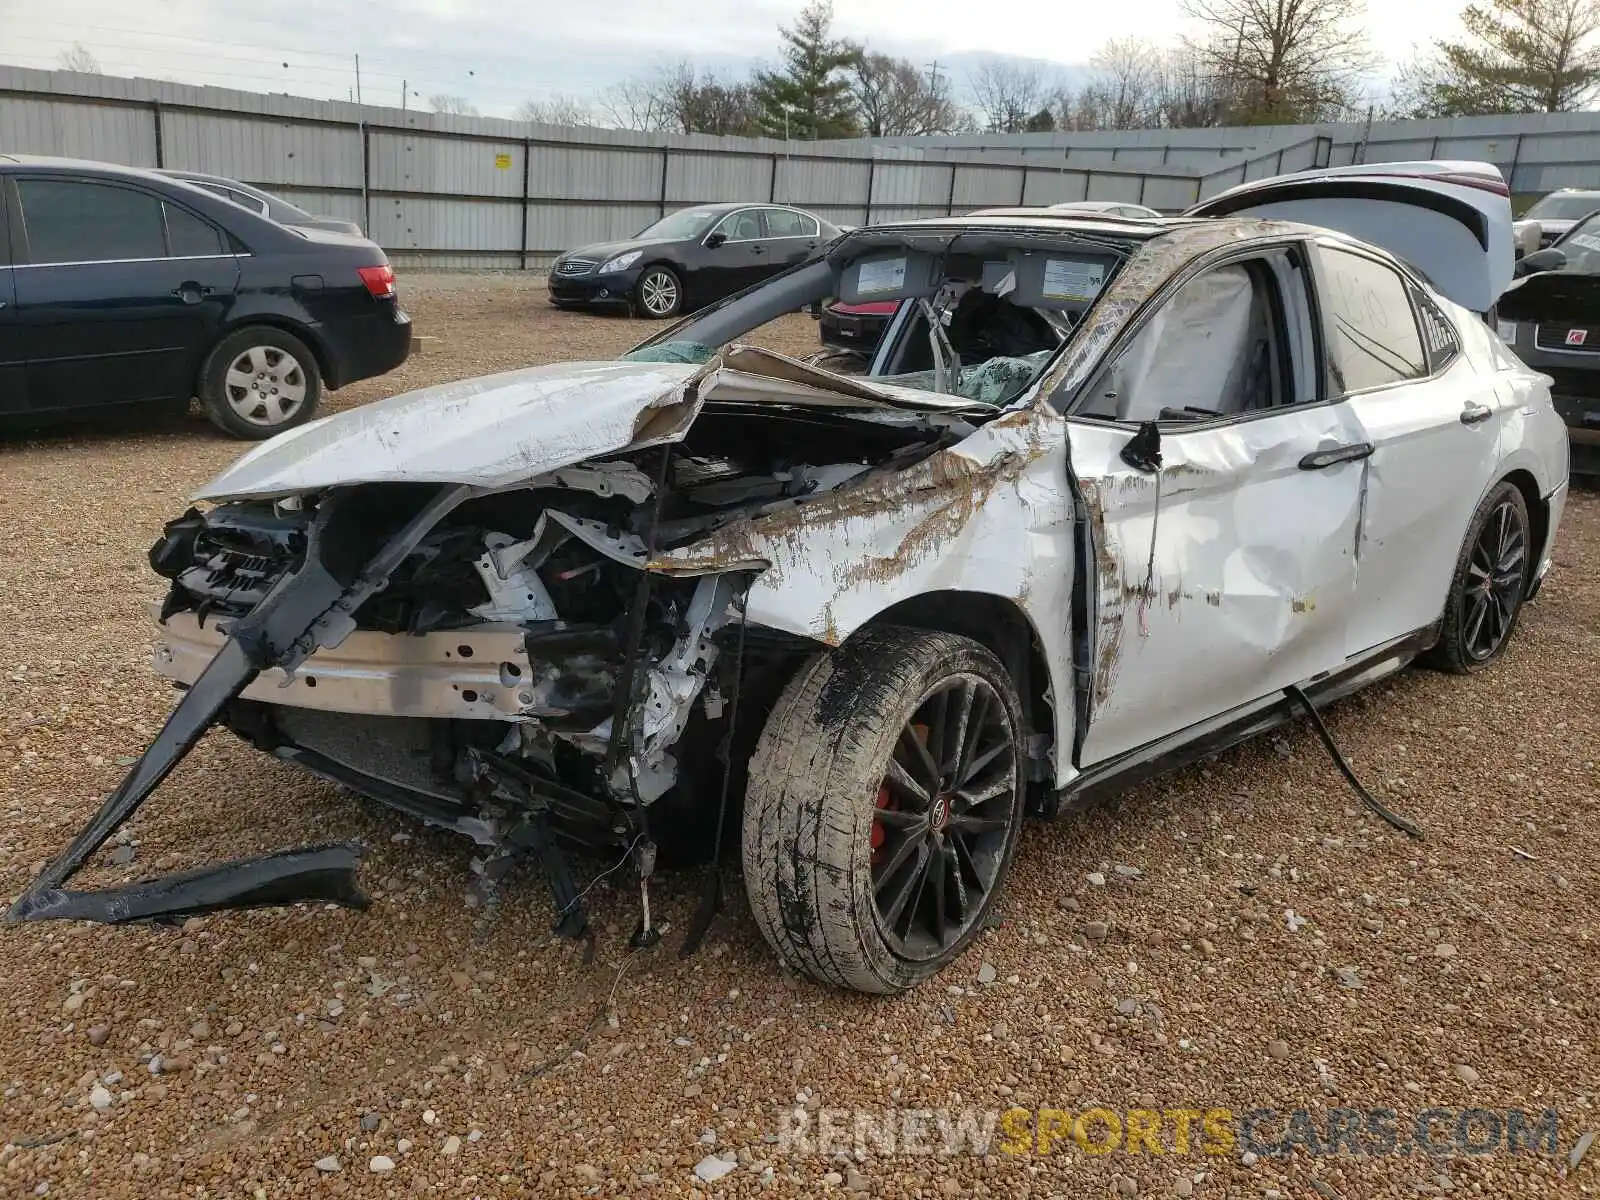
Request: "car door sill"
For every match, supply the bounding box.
[1048,623,1440,815]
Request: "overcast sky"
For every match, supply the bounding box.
[1,0,1470,117]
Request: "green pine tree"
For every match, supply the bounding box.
[751,2,863,139]
[1393,0,1600,116]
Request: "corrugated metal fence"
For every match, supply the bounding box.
[867,110,1600,197]
[5,65,1597,269]
[0,66,1294,269]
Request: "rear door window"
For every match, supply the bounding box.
[765,208,818,238]
[1317,246,1428,393]
[17,179,166,264]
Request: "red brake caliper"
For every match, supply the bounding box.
[870,784,893,867]
[873,723,928,867]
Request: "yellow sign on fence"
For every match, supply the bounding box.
[494,152,512,169]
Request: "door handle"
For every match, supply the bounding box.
[1459,402,1494,425]
[750,245,766,255]
[1298,442,1374,470]
[171,283,211,304]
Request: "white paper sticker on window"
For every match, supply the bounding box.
[856,257,907,294]
[1042,259,1105,301]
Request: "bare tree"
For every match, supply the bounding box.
[851,53,966,135]
[515,95,596,126]
[1390,0,1600,115]
[428,94,480,116]
[1183,0,1376,123]
[601,72,676,132]
[602,63,759,135]
[968,58,1053,132]
[1155,43,1233,126]
[1090,39,1164,127]
[57,42,101,73]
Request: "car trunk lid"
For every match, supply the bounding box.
[1187,161,1514,313]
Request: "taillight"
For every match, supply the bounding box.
[358,264,396,298]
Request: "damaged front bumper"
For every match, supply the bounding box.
[153,610,540,720]
[6,485,484,928]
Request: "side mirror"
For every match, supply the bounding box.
[1513,247,1567,278]
[704,231,727,249]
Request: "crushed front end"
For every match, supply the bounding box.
[10,356,964,940]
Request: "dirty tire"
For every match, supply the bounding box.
[741,626,1026,993]
[1424,480,1531,673]
[199,325,322,440]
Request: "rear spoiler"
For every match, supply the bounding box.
[1189,178,1494,251]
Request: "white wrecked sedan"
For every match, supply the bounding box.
[11,163,1571,994]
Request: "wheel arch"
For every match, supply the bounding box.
[1499,467,1549,598]
[849,590,1057,803]
[204,316,336,392]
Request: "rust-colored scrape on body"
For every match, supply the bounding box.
[658,405,1052,590]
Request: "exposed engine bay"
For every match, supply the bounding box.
[152,398,957,831]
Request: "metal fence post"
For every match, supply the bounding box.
[658,148,669,217]
[864,156,875,226]
[946,163,957,215]
[360,122,371,239]
[151,100,164,168]
[520,137,531,271]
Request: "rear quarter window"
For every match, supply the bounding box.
[165,203,227,257]
[1412,288,1461,373]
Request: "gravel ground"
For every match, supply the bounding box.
[0,274,1596,1199]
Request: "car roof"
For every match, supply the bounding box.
[0,154,182,183]
[929,208,1177,236]
[159,168,255,189]
[675,201,822,215]
[1051,200,1155,211]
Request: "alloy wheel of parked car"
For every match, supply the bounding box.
[636,266,682,318]
[224,346,308,427]
[1426,481,1531,672]
[199,326,324,441]
[742,627,1025,993]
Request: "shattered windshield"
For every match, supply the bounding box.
[635,207,722,241]
[626,226,1134,408]
[622,341,717,365]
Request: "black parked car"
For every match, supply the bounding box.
[157,169,365,237]
[548,202,842,318]
[1498,212,1600,474]
[0,155,410,439]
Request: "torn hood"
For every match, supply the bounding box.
[194,352,987,504]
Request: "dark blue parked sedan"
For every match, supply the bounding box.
[0,155,411,439]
